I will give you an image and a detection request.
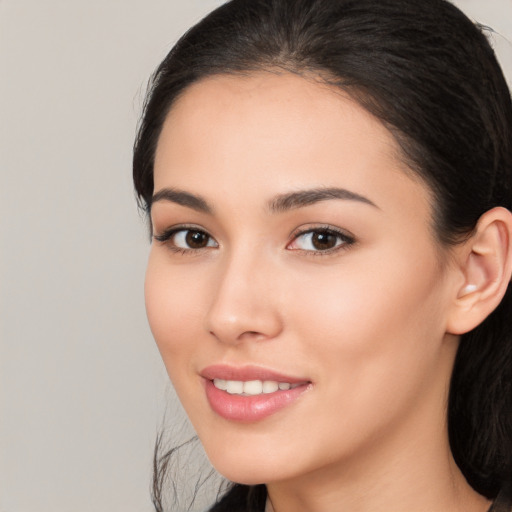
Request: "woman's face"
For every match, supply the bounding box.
[146,72,461,485]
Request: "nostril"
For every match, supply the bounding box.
[209,328,274,344]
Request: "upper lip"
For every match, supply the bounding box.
[200,364,310,384]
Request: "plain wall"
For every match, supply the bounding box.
[1,1,511,511]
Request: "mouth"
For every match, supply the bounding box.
[200,365,312,422]
[212,378,303,395]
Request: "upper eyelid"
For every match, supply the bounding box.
[289,224,355,239]
[154,223,211,235]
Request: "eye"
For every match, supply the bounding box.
[287,227,354,252]
[173,229,216,249]
[154,227,218,252]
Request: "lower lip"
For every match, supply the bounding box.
[204,379,311,422]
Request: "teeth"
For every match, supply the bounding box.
[243,380,263,395]
[262,381,279,393]
[214,379,228,391]
[226,380,244,394]
[213,379,301,396]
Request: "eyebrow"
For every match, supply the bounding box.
[151,188,213,214]
[151,186,378,215]
[268,187,378,212]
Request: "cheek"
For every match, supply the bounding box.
[287,245,448,392]
[144,251,205,370]
[144,254,213,426]
[271,250,451,465]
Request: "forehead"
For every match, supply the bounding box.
[157,72,399,167]
[153,72,431,221]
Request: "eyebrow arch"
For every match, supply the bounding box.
[268,187,378,213]
[151,188,213,214]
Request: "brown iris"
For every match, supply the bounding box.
[185,230,210,248]
[311,231,339,250]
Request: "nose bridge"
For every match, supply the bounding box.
[205,243,282,344]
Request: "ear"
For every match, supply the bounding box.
[446,207,512,335]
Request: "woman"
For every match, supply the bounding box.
[133,0,512,510]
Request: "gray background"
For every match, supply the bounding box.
[1,1,511,511]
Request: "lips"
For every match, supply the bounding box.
[201,364,312,422]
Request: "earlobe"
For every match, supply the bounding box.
[447,207,512,335]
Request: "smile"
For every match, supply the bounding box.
[201,365,312,422]
[213,379,302,395]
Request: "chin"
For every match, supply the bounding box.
[199,436,287,485]
[200,431,320,487]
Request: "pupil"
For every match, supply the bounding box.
[186,231,207,248]
[312,231,336,250]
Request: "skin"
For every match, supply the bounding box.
[145,72,492,512]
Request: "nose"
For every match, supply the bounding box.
[204,249,283,345]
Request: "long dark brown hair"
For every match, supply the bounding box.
[133,0,512,509]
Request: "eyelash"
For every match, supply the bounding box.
[153,225,217,255]
[153,225,355,256]
[287,225,356,255]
